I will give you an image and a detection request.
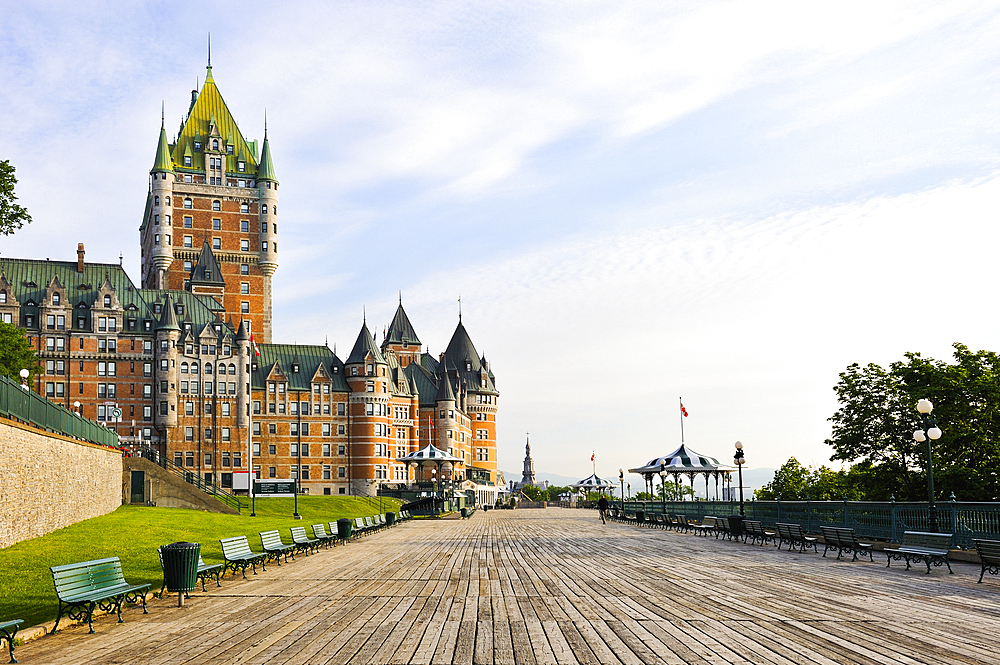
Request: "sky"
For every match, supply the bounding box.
[2,1,1000,489]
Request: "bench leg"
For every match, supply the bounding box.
[980,566,987,583]
[1,623,20,663]
[87,601,97,634]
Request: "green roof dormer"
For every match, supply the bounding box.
[151,121,174,174]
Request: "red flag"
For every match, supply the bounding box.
[250,332,260,357]
[680,402,689,417]
[591,453,595,462]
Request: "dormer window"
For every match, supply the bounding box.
[104,295,111,307]
[204,271,211,280]
[184,156,192,167]
[212,140,219,150]
[154,304,162,314]
[0,292,6,303]
[466,361,472,371]
[227,145,234,154]
[293,364,300,374]
[194,141,202,150]
[238,161,245,171]
[52,293,60,306]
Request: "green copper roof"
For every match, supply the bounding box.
[251,344,349,392]
[138,289,226,332]
[157,293,181,331]
[170,67,260,176]
[152,122,174,173]
[346,322,385,365]
[189,242,225,286]
[256,132,277,182]
[384,301,420,346]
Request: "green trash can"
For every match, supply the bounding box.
[337,518,353,541]
[461,507,469,519]
[386,511,396,526]
[161,542,200,606]
[636,510,645,524]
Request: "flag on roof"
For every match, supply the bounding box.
[680,401,689,417]
[250,332,260,357]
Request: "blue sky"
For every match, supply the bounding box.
[2,1,1000,488]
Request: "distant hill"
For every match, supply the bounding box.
[501,467,776,496]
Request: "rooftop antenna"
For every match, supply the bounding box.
[119,253,123,266]
[458,294,462,322]
[161,101,164,125]
[363,306,366,325]
[207,33,211,69]
[399,290,402,304]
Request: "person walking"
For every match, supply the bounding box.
[598,495,609,524]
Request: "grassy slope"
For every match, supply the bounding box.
[0,496,401,628]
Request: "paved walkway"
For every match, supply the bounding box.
[20,509,1000,664]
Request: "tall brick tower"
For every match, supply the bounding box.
[140,62,279,342]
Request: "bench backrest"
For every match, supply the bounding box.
[312,524,330,539]
[901,531,952,550]
[364,517,375,528]
[701,517,717,528]
[328,521,340,535]
[975,539,1000,564]
[51,557,127,599]
[355,517,366,529]
[290,526,312,542]
[220,536,255,559]
[776,522,805,538]
[378,514,386,525]
[260,530,285,549]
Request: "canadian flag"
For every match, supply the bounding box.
[591,452,595,462]
[250,332,260,357]
[680,402,689,417]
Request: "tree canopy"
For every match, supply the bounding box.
[755,457,865,501]
[0,160,32,236]
[0,322,38,387]
[825,343,1000,501]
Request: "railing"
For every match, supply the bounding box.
[610,498,1000,549]
[0,374,119,448]
[134,445,244,513]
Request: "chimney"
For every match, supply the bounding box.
[77,244,85,273]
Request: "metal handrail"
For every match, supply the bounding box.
[0,374,119,448]
[134,445,244,513]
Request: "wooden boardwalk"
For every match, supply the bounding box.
[20,509,1000,664]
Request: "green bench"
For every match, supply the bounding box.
[775,523,818,553]
[290,526,321,555]
[219,536,267,579]
[886,531,953,574]
[260,530,295,564]
[820,526,874,562]
[1,619,22,663]
[745,520,777,546]
[974,539,1000,583]
[50,557,150,634]
[327,521,344,545]
[354,517,371,537]
[311,523,336,548]
[156,547,224,596]
[691,516,719,537]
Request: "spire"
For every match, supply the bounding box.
[189,241,225,285]
[347,321,385,365]
[257,124,277,182]
[435,363,456,403]
[383,300,421,347]
[207,33,212,73]
[458,294,462,323]
[235,319,250,341]
[152,116,174,173]
[157,294,181,332]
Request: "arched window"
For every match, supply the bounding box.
[212,201,221,211]
[212,139,219,150]
[191,363,199,374]
[228,363,236,375]
[165,196,170,205]
[205,363,213,374]
[181,362,188,373]
[52,293,60,306]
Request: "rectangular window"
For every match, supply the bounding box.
[241,239,250,252]
[213,219,221,230]
[290,443,298,456]
[241,302,249,314]
[241,283,250,295]
[268,467,276,478]
[290,423,298,436]
[253,422,261,435]
[323,465,331,480]
[338,445,346,455]
[268,444,276,455]
[338,467,346,478]
[301,442,309,455]
[222,427,231,442]
[338,425,345,435]
[213,237,221,250]
[184,236,193,248]
[322,424,331,437]
[184,216,192,227]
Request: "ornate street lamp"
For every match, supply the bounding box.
[913,399,943,533]
[619,468,624,507]
[19,368,29,390]
[734,441,745,517]
[658,469,667,516]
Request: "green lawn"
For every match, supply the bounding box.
[0,495,401,628]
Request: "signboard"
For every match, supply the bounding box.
[254,480,296,497]
[233,471,249,491]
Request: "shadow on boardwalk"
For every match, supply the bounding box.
[20,508,1000,664]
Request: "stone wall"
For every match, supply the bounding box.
[0,418,122,549]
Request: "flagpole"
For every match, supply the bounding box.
[679,397,684,443]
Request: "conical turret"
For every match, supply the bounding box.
[151,120,174,173]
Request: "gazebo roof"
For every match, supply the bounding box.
[628,444,725,475]
[570,473,614,490]
[396,444,462,465]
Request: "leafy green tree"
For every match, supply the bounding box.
[521,485,545,501]
[546,485,571,501]
[0,160,32,236]
[827,343,1000,501]
[0,322,37,387]
[633,492,654,501]
[756,457,864,500]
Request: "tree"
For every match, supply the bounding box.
[0,160,32,236]
[546,485,571,501]
[826,343,1000,501]
[0,322,37,387]
[756,457,864,501]
[521,485,546,501]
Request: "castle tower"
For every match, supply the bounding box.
[154,294,181,434]
[344,320,390,496]
[381,298,421,367]
[140,62,276,341]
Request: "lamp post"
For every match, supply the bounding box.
[73,400,81,416]
[19,368,29,390]
[626,483,630,500]
[733,441,745,517]
[914,399,943,533]
[659,469,667,516]
[619,468,624,507]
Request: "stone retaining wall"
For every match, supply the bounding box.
[0,417,122,549]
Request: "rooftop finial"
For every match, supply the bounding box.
[399,290,402,304]
[207,33,212,69]
[161,101,164,127]
[458,294,462,322]
[264,109,268,136]
[363,306,366,325]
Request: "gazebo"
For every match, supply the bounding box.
[396,444,463,491]
[629,444,733,500]
[570,473,615,497]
